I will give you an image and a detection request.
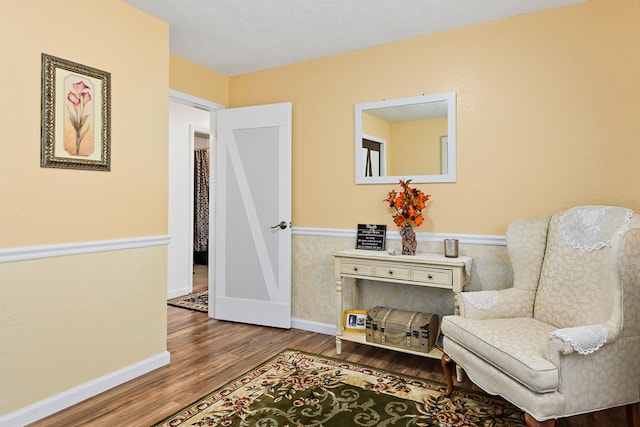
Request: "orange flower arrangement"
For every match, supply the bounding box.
[384,179,431,227]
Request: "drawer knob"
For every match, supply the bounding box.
[353,267,358,271]
[389,270,393,275]
[428,274,433,279]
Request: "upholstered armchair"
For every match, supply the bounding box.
[441,206,640,427]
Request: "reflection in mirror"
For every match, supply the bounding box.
[355,92,456,184]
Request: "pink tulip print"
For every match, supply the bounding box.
[64,75,94,156]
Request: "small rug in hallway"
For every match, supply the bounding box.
[152,349,525,426]
[167,291,208,313]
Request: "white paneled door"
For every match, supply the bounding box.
[213,102,292,328]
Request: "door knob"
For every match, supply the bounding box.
[271,220,288,230]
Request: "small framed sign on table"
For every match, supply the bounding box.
[356,224,387,251]
[343,309,368,333]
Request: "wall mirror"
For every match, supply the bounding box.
[355,92,456,184]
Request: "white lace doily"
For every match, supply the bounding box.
[460,290,498,310]
[550,324,608,355]
[559,206,633,251]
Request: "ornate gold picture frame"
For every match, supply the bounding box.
[41,53,111,171]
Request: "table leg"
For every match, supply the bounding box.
[335,276,343,354]
[353,277,359,308]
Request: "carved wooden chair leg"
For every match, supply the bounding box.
[524,413,555,427]
[627,402,640,427]
[440,353,454,397]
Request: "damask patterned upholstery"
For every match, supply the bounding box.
[441,206,640,423]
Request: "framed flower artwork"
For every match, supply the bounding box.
[40,53,111,171]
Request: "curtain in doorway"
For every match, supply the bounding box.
[194,148,209,252]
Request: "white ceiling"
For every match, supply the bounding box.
[122,0,585,76]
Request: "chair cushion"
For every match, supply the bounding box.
[442,316,559,393]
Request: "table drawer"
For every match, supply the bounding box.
[340,262,373,276]
[412,267,452,286]
[374,265,410,280]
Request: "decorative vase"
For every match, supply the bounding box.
[399,224,417,255]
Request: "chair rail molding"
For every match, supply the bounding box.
[0,235,171,263]
[292,227,505,246]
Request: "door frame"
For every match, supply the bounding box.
[168,90,223,310]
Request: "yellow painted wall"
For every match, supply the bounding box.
[170,54,229,106]
[389,118,447,175]
[362,112,391,141]
[0,1,169,246]
[362,115,445,176]
[230,0,640,235]
[361,112,391,176]
[0,0,169,416]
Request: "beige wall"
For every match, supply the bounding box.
[0,0,169,416]
[229,0,640,235]
[2,246,168,413]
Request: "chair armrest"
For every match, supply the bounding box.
[549,324,608,355]
[457,288,535,319]
[548,334,575,358]
[547,324,610,369]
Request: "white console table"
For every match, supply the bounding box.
[333,249,471,360]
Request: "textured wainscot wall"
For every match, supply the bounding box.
[291,231,512,329]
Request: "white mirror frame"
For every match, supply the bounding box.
[355,92,456,184]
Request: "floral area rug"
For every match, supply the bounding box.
[152,349,525,426]
[167,291,208,313]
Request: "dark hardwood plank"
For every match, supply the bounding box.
[28,306,629,426]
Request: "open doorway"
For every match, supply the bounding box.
[167,91,223,310]
[193,131,209,294]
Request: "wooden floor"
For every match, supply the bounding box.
[192,263,208,291]
[29,279,630,426]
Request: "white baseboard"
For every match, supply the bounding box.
[167,287,191,299]
[0,321,330,427]
[0,351,170,427]
[291,317,335,336]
